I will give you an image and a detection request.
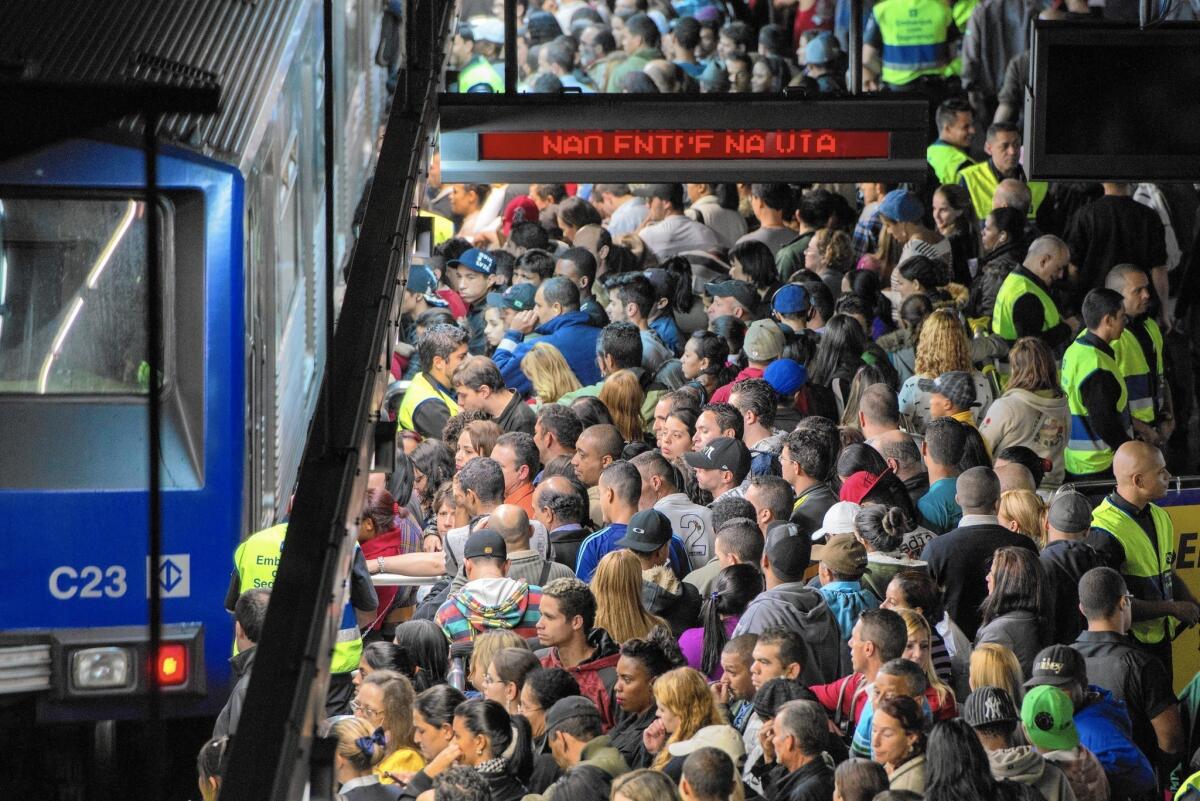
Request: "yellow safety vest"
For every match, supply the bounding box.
[234,524,364,673]
[1091,498,1176,645]
[418,210,454,247]
[991,270,1060,342]
[1060,334,1129,476]
[871,0,955,86]
[457,56,502,93]
[1177,769,1200,800]
[960,161,1048,221]
[1111,318,1164,424]
[927,141,975,186]
[397,372,459,434]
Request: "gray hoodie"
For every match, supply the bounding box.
[732,581,848,685]
[988,746,1078,801]
[978,388,1070,490]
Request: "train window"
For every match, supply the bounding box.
[0,196,169,395]
[276,150,302,342]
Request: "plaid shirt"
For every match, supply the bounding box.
[853,204,883,258]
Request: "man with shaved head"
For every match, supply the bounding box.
[991,233,1078,351]
[921,466,1039,639]
[1088,441,1199,664]
[858,383,902,444]
[1107,263,1173,448]
[450,504,575,591]
[572,423,626,527]
[994,461,1035,493]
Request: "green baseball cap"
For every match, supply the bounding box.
[1021,685,1079,752]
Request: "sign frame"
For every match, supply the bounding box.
[437,94,930,183]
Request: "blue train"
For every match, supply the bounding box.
[0,0,390,720]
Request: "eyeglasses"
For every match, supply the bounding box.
[351,699,384,718]
[519,702,542,715]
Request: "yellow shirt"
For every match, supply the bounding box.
[376,747,425,784]
[950,409,977,428]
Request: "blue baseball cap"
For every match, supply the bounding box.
[878,189,924,224]
[772,283,810,314]
[407,264,450,307]
[764,359,807,395]
[487,282,536,312]
[804,32,838,66]
[449,247,495,275]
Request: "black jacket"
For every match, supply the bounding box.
[641,573,702,636]
[213,645,255,739]
[764,759,836,801]
[1040,539,1105,644]
[607,705,656,769]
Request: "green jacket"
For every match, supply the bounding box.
[525,736,630,801]
[605,48,661,92]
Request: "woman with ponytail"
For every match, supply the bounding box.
[681,330,733,402]
[678,564,763,680]
[359,488,424,638]
[332,716,398,800]
[852,504,931,603]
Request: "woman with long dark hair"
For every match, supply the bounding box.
[415,699,533,801]
[925,719,1020,801]
[846,269,895,340]
[659,406,699,462]
[392,619,450,692]
[808,314,871,417]
[411,440,455,523]
[681,330,734,402]
[878,293,934,384]
[932,184,980,287]
[967,206,1026,321]
[976,546,1051,678]
[729,239,781,304]
[678,564,762,679]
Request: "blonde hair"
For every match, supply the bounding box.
[895,608,954,710]
[599,369,645,444]
[613,770,684,801]
[998,489,1046,546]
[364,669,418,754]
[462,420,503,461]
[470,630,528,691]
[969,643,1024,704]
[651,667,725,769]
[333,716,385,773]
[520,342,583,404]
[914,308,972,377]
[593,550,667,643]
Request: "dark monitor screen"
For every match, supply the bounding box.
[1029,23,1200,180]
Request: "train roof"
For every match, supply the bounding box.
[0,0,309,163]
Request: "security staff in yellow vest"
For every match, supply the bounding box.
[397,323,468,440]
[1060,288,1132,482]
[1087,441,1200,664]
[991,235,1078,351]
[449,19,504,94]
[862,0,958,89]
[958,122,1048,221]
[225,522,379,716]
[927,98,977,185]
[1106,264,1175,447]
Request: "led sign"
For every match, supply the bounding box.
[478,129,892,160]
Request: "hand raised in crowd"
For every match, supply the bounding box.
[511,310,539,335]
[642,718,668,754]
[710,676,732,706]
[423,741,462,778]
[758,720,776,764]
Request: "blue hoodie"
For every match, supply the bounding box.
[1075,685,1155,798]
[493,311,602,397]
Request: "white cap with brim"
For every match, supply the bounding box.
[811,501,861,542]
[666,724,746,760]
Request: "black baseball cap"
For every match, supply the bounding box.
[684,436,752,481]
[463,530,507,561]
[704,279,759,311]
[615,509,673,553]
[764,522,813,580]
[1024,644,1087,689]
[545,696,602,734]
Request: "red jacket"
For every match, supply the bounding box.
[710,366,765,404]
[539,629,621,731]
[361,519,422,630]
[810,672,870,733]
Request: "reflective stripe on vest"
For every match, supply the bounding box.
[397,372,460,432]
[1091,498,1176,644]
[1112,319,1163,424]
[1060,335,1129,475]
[991,271,1060,341]
[233,523,363,673]
[960,162,1048,222]
[927,142,974,185]
[1176,769,1200,801]
[872,0,954,86]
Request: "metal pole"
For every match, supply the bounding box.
[1139,0,1155,26]
[323,0,337,450]
[849,0,864,94]
[504,0,518,93]
[142,109,165,801]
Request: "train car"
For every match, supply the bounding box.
[0,0,387,721]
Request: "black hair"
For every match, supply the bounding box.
[660,255,697,313]
[625,12,661,47]
[607,273,656,320]
[923,417,968,468]
[489,250,516,285]
[516,249,556,282]
[599,321,643,370]
[836,443,888,480]
[797,189,835,229]
[1082,287,1124,330]
[898,256,949,293]
[510,221,551,251]
[700,401,744,440]
[729,239,779,295]
[620,637,674,677]
[688,331,734,384]
[701,564,764,675]
[683,748,736,801]
[801,280,835,322]
[411,440,455,500]
[436,237,473,262]
[730,378,777,429]
[524,667,582,711]
[433,766,491,801]
[935,97,973,131]
[720,20,755,50]
[453,699,533,782]
[710,315,748,364]
[540,275,581,310]
[835,758,890,801]
[849,269,893,328]
[362,641,405,673]
[456,457,506,504]
[571,396,614,429]
[537,404,583,450]
[558,247,597,286]
[394,619,452,691]
[715,517,765,565]
[987,207,1026,246]
[757,627,806,671]
[957,425,992,472]
[710,496,757,531]
[558,196,603,230]
[415,683,467,728]
[925,719,1000,801]
[854,504,914,554]
[995,445,1046,488]
[620,71,660,93]
[888,569,945,626]
[898,293,934,338]
[783,428,834,482]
